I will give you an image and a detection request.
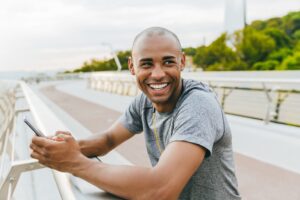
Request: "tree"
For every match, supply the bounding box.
[193,33,238,71]
[234,27,276,67]
[71,50,131,72]
[183,47,197,56]
[252,60,279,70]
[69,11,300,73]
[278,51,300,70]
[282,11,300,36]
[267,48,293,62]
[265,17,282,29]
[193,46,207,68]
[263,28,291,49]
[116,50,131,70]
[293,30,300,40]
[251,20,266,31]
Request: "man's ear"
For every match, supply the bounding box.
[180,52,186,71]
[128,56,135,75]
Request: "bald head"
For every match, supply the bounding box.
[132,27,182,54]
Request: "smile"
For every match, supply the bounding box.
[149,83,169,90]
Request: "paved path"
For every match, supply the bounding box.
[39,82,300,200]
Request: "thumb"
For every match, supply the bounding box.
[63,135,76,143]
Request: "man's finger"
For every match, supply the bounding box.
[63,135,75,142]
[30,143,43,154]
[55,131,72,136]
[32,136,55,146]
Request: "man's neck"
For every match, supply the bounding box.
[153,79,183,113]
[154,103,175,113]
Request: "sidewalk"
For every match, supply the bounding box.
[38,80,300,200]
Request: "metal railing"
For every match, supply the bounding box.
[0,80,132,199]
[0,81,35,200]
[0,81,78,199]
[23,72,85,84]
[21,82,78,200]
[88,72,300,126]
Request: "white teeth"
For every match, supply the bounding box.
[150,83,168,90]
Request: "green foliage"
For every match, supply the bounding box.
[183,47,197,56]
[193,33,238,70]
[294,41,300,51]
[278,51,300,70]
[193,46,206,67]
[265,17,282,29]
[234,27,276,66]
[72,50,131,73]
[191,11,299,71]
[268,48,293,62]
[282,11,300,36]
[70,11,299,72]
[263,28,291,49]
[252,60,279,70]
[116,50,131,69]
[251,20,267,31]
[293,30,300,40]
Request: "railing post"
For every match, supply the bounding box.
[0,160,45,200]
[273,91,290,121]
[221,87,233,109]
[262,83,275,124]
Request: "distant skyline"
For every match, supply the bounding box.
[0,0,299,72]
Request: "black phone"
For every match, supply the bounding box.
[24,117,101,162]
[24,117,45,137]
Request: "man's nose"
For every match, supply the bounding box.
[151,64,165,80]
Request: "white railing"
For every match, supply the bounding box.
[0,82,35,200]
[88,72,300,126]
[23,72,86,84]
[0,81,132,199]
[20,82,77,200]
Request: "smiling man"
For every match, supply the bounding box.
[30,27,241,200]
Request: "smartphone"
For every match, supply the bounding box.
[23,117,101,162]
[24,117,45,137]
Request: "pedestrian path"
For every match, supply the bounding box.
[36,80,300,200]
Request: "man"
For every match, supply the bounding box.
[30,27,241,200]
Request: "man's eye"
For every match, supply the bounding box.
[164,60,175,65]
[141,62,152,68]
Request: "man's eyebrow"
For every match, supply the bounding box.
[162,56,176,60]
[139,58,153,62]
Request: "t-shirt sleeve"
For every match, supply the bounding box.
[169,91,224,157]
[118,94,143,134]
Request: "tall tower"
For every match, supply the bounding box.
[225,0,247,34]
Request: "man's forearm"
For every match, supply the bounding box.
[79,123,134,158]
[78,133,115,157]
[71,157,171,200]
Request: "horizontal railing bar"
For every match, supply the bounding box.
[20,82,77,200]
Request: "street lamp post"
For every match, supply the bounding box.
[101,42,122,72]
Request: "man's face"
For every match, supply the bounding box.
[129,34,185,111]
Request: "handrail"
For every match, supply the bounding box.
[20,82,77,200]
[183,76,300,84]
[0,82,32,200]
[89,71,300,87]
[88,72,300,126]
[1,80,132,199]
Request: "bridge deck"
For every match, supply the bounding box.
[35,80,300,200]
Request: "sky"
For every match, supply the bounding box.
[0,0,299,72]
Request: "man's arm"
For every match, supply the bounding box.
[31,134,205,200]
[77,122,134,157]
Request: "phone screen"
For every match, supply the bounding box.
[24,118,45,137]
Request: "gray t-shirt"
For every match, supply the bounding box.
[119,79,241,200]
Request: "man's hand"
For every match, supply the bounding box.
[51,131,71,141]
[30,131,89,173]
